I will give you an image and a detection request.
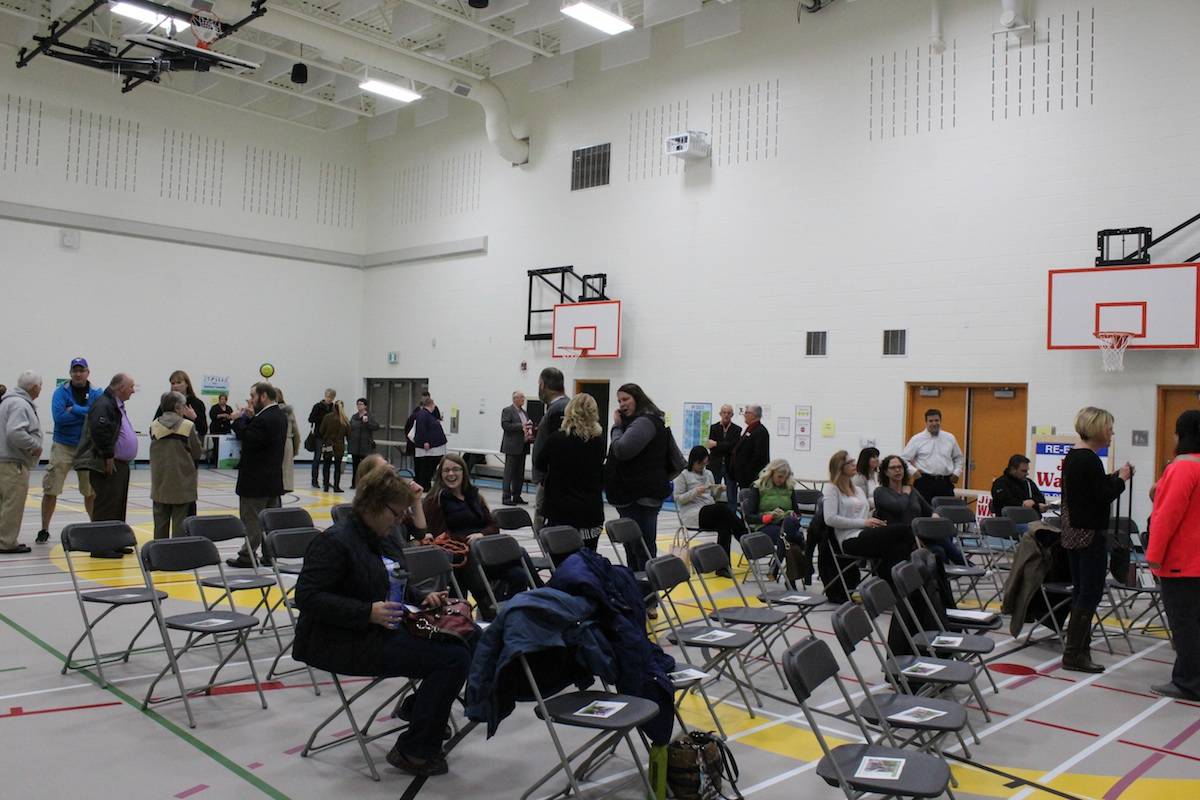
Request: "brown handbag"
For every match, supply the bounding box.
[1057,503,1096,550]
[404,599,477,644]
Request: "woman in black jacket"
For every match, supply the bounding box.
[293,456,469,777]
[1060,407,1133,673]
[534,393,606,550]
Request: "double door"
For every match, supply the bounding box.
[366,378,429,474]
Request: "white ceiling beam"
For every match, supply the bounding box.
[391,4,437,39]
[334,73,363,102]
[477,0,529,23]
[443,23,492,60]
[403,0,551,56]
[512,0,562,36]
[339,0,379,22]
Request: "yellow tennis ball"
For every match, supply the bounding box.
[259,363,275,379]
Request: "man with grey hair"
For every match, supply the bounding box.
[307,388,336,490]
[499,390,533,506]
[731,404,771,491]
[75,373,138,545]
[0,371,44,554]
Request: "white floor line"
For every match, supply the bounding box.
[1007,697,1172,800]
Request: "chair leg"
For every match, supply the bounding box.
[238,631,269,710]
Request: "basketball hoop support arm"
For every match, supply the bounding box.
[525,266,608,341]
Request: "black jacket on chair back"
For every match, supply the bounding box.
[233,404,287,498]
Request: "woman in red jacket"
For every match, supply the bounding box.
[1147,409,1200,701]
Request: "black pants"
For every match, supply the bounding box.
[913,474,955,504]
[378,627,470,759]
[703,504,747,556]
[1066,532,1108,614]
[1160,577,1200,699]
[455,560,529,621]
[310,440,321,486]
[414,457,439,492]
[841,524,917,585]
[502,453,526,502]
[349,454,367,489]
[616,503,660,572]
[321,452,343,489]
[90,461,130,522]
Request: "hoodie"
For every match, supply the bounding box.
[149,411,202,504]
[0,388,42,467]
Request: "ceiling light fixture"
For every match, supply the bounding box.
[359,78,422,103]
[109,2,188,33]
[560,1,633,35]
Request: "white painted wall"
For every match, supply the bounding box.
[359,0,1200,523]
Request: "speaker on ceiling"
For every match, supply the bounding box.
[291,62,308,83]
[468,0,489,8]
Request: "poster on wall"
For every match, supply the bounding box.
[682,403,713,450]
[794,405,812,451]
[1033,436,1112,501]
[201,374,231,397]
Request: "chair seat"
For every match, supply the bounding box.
[946,615,1003,633]
[912,631,995,655]
[759,589,826,607]
[1107,578,1158,594]
[668,625,755,649]
[962,546,995,556]
[886,656,977,684]
[165,611,259,633]
[537,690,660,730]
[710,606,788,626]
[82,588,167,605]
[1043,582,1073,594]
[200,575,276,590]
[274,563,303,575]
[818,743,950,798]
[945,565,986,578]
[529,555,552,572]
[857,693,967,732]
[946,608,1000,626]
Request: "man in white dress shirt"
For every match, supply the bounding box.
[901,409,964,503]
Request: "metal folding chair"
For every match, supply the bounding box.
[493,506,552,574]
[259,506,315,540]
[60,522,166,687]
[330,503,354,527]
[930,496,965,509]
[913,517,990,608]
[138,537,268,728]
[263,527,322,691]
[536,525,584,570]
[782,637,955,800]
[910,550,1001,632]
[1106,527,1172,643]
[740,530,827,636]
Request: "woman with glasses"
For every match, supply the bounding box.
[423,453,526,619]
[824,450,913,582]
[293,455,467,777]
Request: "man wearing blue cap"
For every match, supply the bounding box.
[37,358,101,542]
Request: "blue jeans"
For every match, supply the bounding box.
[925,537,966,566]
[760,515,803,563]
[379,626,470,759]
[725,476,741,514]
[1066,532,1109,613]
[616,503,661,572]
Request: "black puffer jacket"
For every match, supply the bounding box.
[73,388,122,473]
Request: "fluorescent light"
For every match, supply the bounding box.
[110,2,188,32]
[358,79,422,103]
[561,1,634,35]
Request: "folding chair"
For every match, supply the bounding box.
[644,554,759,725]
[857,577,992,722]
[740,530,826,636]
[1001,506,1041,525]
[263,527,322,691]
[831,601,976,758]
[913,517,990,608]
[910,550,1001,633]
[60,522,166,687]
[138,537,268,728]
[301,545,461,781]
[493,506,552,574]
[1106,527,1172,643]
[930,496,965,509]
[330,503,354,527]
[671,496,721,553]
[782,637,954,800]
[689,542,791,688]
[892,561,999,694]
[536,525,584,570]
[181,515,284,651]
[260,506,315,538]
[468,534,538,619]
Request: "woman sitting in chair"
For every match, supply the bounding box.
[674,446,745,574]
[292,456,469,777]
[824,450,914,583]
[423,453,527,620]
[744,459,804,560]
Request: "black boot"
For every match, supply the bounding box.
[1062,608,1104,673]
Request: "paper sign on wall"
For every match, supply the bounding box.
[821,418,836,437]
[201,375,230,396]
[793,405,812,451]
[682,403,713,450]
[777,417,791,436]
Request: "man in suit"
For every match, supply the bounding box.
[499,391,533,506]
[227,382,287,568]
[731,404,771,493]
[530,368,569,532]
[706,403,742,511]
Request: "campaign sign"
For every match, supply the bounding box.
[1034,437,1110,500]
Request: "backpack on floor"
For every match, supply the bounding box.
[666,731,743,800]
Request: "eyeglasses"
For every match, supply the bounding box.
[887,463,905,470]
[385,504,405,518]
[442,466,464,474]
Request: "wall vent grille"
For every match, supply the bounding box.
[571,143,611,191]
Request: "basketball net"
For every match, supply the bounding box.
[189,10,222,50]
[558,347,591,361]
[1095,331,1133,372]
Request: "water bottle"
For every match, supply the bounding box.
[382,557,408,629]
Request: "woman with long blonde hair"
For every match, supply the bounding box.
[743,458,802,569]
[535,393,606,549]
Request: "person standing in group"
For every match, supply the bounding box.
[676,446,743,574]
[1059,407,1132,673]
[534,393,606,550]
[1146,410,1200,701]
[208,392,235,468]
[990,455,1049,517]
[0,372,43,555]
[730,404,770,502]
[530,368,569,532]
[152,372,208,517]
[605,383,683,571]
[411,393,447,491]
[319,399,349,493]
[499,391,533,506]
[706,404,742,512]
[307,389,336,489]
[852,447,881,511]
[347,398,380,490]
[902,409,964,504]
[276,389,302,495]
[74,373,138,538]
[148,391,202,540]
[38,358,100,542]
[227,382,287,568]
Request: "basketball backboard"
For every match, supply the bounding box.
[1047,263,1200,350]
[552,300,621,358]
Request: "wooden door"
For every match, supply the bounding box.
[966,387,1028,490]
[1157,386,1200,477]
[575,380,611,439]
[905,386,969,447]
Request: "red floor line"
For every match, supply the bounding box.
[0,700,121,719]
[1102,716,1200,799]
[174,784,209,798]
[1026,718,1099,737]
[1091,683,1158,700]
[1116,738,1200,764]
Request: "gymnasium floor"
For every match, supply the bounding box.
[1,467,1197,800]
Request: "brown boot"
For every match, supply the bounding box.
[1061,609,1104,673]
